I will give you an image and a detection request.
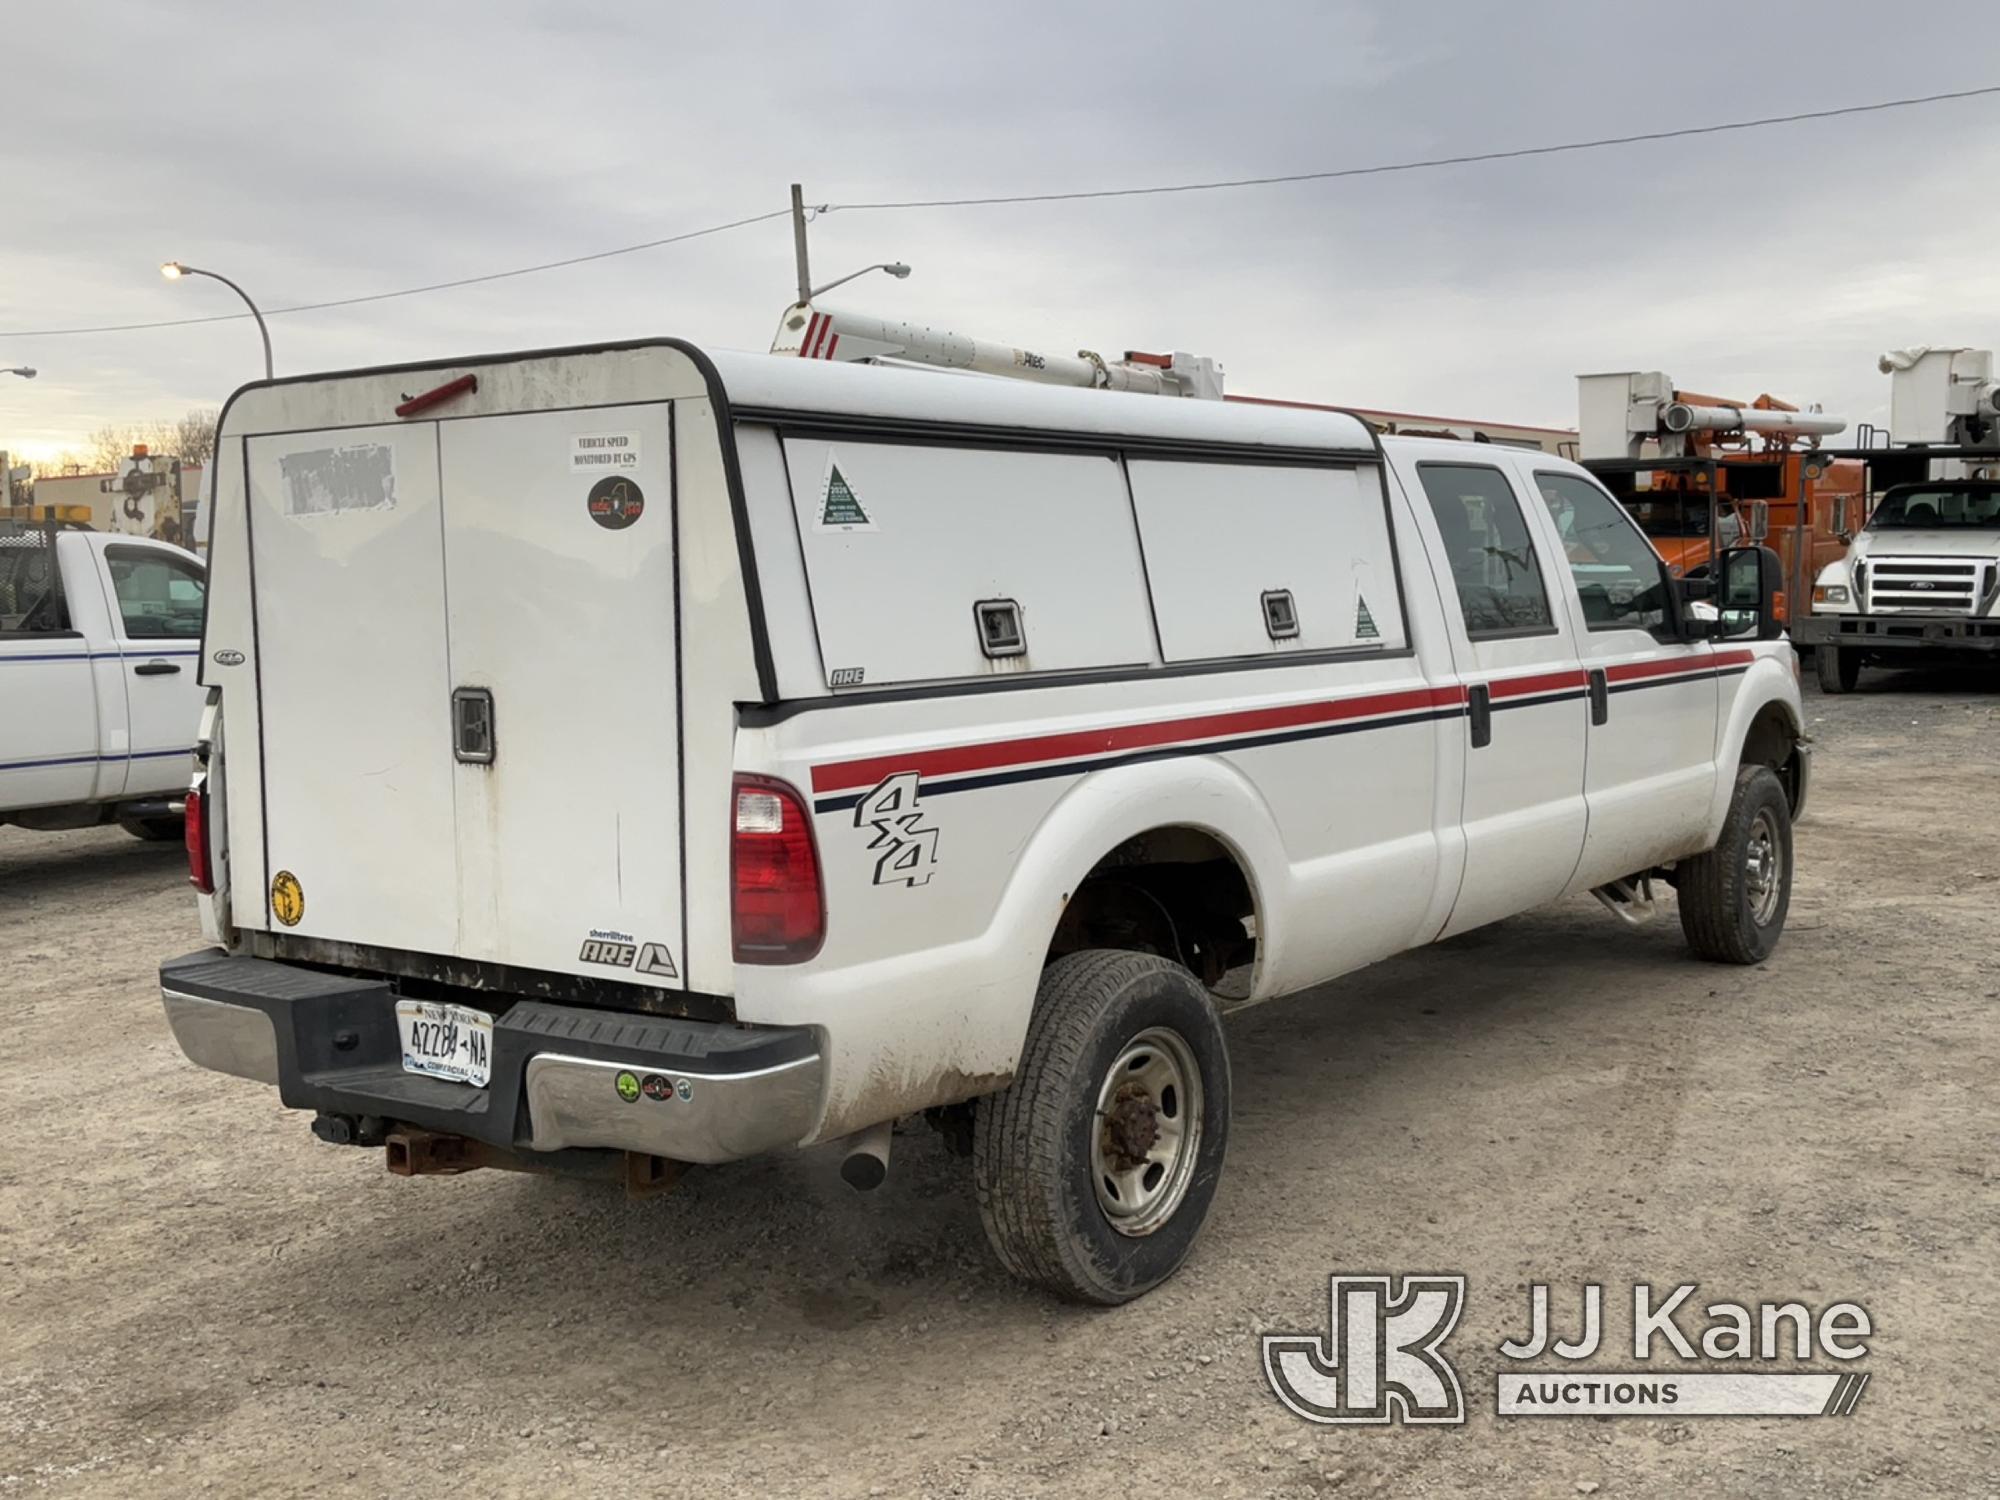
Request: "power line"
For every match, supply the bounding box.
[824,84,2000,211]
[0,208,793,338]
[4,83,1996,340]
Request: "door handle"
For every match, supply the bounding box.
[133,661,182,676]
[1467,684,1492,749]
[1588,668,1609,726]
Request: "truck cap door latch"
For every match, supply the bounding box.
[452,687,495,764]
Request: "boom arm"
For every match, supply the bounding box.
[771,302,1226,400]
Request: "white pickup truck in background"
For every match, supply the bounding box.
[1,524,207,839]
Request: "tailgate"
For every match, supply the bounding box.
[241,399,685,989]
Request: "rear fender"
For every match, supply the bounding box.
[742,754,1286,1143]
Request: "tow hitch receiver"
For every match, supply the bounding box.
[383,1126,686,1198]
[385,1127,497,1176]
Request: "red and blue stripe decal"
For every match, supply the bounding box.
[808,648,1757,813]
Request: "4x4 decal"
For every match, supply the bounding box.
[854,772,939,887]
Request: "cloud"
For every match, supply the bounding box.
[2,0,1996,452]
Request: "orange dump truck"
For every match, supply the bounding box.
[1577,371,1864,625]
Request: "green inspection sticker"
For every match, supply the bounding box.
[615,1070,641,1103]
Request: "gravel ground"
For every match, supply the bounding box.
[3,666,1997,1498]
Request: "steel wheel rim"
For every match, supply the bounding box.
[1091,1026,1203,1237]
[1745,809,1782,926]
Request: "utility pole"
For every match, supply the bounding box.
[790,183,812,308]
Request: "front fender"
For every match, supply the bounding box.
[1705,651,1805,845]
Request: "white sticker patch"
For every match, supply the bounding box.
[279,443,397,516]
[570,432,642,473]
[816,451,876,532]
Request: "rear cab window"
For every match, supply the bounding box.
[0,535,72,635]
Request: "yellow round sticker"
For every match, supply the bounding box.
[270,870,305,927]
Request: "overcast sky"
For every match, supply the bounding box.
[3,1,1997,462]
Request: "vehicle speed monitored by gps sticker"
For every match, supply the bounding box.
[395,1000,493,1088]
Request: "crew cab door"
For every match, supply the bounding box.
[1526,466,1720,889]
[1408,461,1589,936]
[0,530,100,811]
[100,541,206,797]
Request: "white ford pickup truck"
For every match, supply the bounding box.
[2,525,206,838]
[160,341,1807,1303]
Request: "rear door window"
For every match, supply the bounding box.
[1414,464,1554,637]
[106,548,206,639]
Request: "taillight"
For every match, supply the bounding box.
[185,784,214,894]
[731,775,824,963]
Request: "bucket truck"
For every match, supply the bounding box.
[1577,371,1863,628]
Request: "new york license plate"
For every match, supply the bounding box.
[395,1000,493,1088]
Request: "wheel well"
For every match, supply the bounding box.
[1049,828,1257,990]
[1740,702,1804,812]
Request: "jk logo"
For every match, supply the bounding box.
[1263,1274,1467,1425]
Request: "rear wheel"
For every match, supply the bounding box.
[118,816,183,842]
[1815,644,1860,694]
[1677,765,1793,964]
[973,950,1230,1304]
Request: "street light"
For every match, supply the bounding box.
[161,261,274,379]
[3,367,34,379]
[806,262,912,301]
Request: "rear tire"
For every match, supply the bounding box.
[973,950,1230,1305]
[1678,765,1793,964]
[119,816,183,842]
[1815,644,1860,694]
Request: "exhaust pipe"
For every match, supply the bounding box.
[839,1120,893,1191]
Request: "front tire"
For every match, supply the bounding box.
[973,950,1230,1305]
[1815,644,1860,694]
[1678,765,1793,964]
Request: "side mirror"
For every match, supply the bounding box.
[1831,494,1852,544]
[1718,545,1785,641]
[1746,500,1770,543]
[1671,574,1717,643]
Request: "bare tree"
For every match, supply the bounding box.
[28,408,221,479]
[168,408,218,466]
[84,424,136,472]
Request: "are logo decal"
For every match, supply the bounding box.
[854,772,939,887]
[579,928,638,968]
